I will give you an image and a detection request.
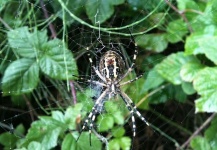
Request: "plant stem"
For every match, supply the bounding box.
[70,81,77,105]
[178,113,216,150]
[164,0,193,33]
[136,84,168,107]
[0,17,12,30]
[40,0,57,38]
[150,109,192,135]
[57,0,168,36]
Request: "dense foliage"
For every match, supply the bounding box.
[0,0,217,150]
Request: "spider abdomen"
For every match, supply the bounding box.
[99,50,125,80]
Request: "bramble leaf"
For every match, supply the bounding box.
[63,132,102,150]
[135,33,168,52]
[64,103,83,130]
[194,67,217,112]
[166,19,188,43]
[28,142,45,150]
[180,61,204,82]
[39,39,78,80]
[2,58,39,95]
[185,25,217,62]
[111,127,125,138]
[204,117,217,149]
[18,117,65,149]
[7,27,47,58]
[142,68,164,92]
[97,114,114,132]
[156,52,196,85]
[190,136,211,150]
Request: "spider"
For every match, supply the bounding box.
[76,33,149,145]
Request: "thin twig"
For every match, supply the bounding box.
[150,109,192,135]
[23,94,38,121]
[0,106,25,113]
[164,0,193,33]
[39,0,57,38]
[70,81,77,105]
[178,113,216,150]
[136,84,168,107]
[0,17,12,30]
[184,9,204,15]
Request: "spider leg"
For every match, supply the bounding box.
[118,92,137,138]
[77,88,108,145]
[119,74,143,87]
[118,90,149,141]
[72,75,107,87]
[120,91,149,126]
[116,34,138,83]
[86,47,107,82]
[92,66,107,82]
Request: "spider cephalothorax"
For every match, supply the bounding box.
[99,50,125,81]
[76,33,149,146]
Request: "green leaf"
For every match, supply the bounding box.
[142,68,164,92]
[64,103,83,130]
[61,134,76,150]
[85,0,124,23]
[14,124,25,138]
[200,36,217,65]
[148,91,168,104]
[166,19,188,43]
[185,25,217,56]
[28,142,45,150]
[104,101,118,113]
[7,27,47,58]
[69,132,102,150]
[2,58,39,95]
[194,67,217,112]
[190,136,212,150]
[181,82,196,95]
[119,137,131,150]
[97,114,114,132]
[210,0,217,24]
[0,124,24,149]
[177,0,199,11]
[0,132,18,149]
[104,102,124,125]
[156,52,196,85]
[190,117,217,150]
[123,77,149,110]
[135,33,168,52]
[39,38,78,80]
[52,110,65,123]
[111,127,125,138]
[180,61,204,82]
[18,117,64,149]
[76,89,94,112]
[108,139,120,150]
[185,31,205,55]
[204,117,217,149]
[174,85,187,102]
[148,84,187,104]
[112,111,124,125]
